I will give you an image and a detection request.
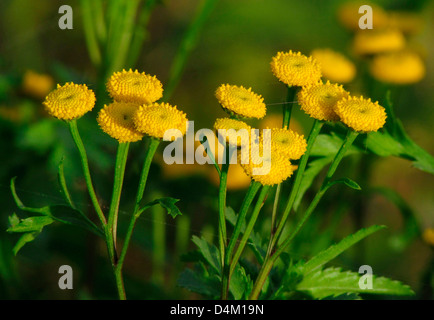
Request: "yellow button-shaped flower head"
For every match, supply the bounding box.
[334,96,387,132]
[213,118,254,148]
[107,69,163,105]
[353,29,405,56]
[311,48,356,83]
[240,141,295,186]
[263,128,307,160]
[298,81,349,122]
[43,82,96,120]
[271,51,322,87]
[133,102,188,140]
[97,102,144,143]
[215,84,266,119]
[370,51,425,85]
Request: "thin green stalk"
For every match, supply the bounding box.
[267,119,323,255]
[91,0,107,45]
[249,130,359,300]
[221,181,261,299]
[218,153,230,268]
[116,138,160,272]
[107,142,130,266]
[229,185,270,278]
[266,184,281,258]
[282,86,296,128]
[163,0,218,101]
[152,194,166,285]
[68,120,106,227]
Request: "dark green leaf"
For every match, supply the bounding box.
[229,265,253,300]
[327,177,362,191]
[139,197,182,219]
[297,267,414,298]
[302,225,386,274]
[192,236,221,275]
[177,266,220,298]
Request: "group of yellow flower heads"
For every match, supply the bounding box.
[338,1,425,85]
[43,69,189,143]
[213,48,386,186]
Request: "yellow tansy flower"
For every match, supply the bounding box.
[107,69,163,105]
[337,1,388,31]
[133,102,188,140]
[311,48,356,83]
[97,102,144,143]
[422,228,434,247]
[240,142,295,186]
[264,128,307,160]
[387,11,423,35]
[334,96,386,132]
[297,81,349,122]
[43,83,96,120]
[370,51,425,85]
[353,29,406,56]
[215,84,266,119]
[22,70,55,99]
[213,118,254,147]
[271,51,322,87]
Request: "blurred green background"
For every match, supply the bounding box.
[0,0,433,299]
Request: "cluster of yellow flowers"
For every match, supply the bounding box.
[43,69,189,143]
[338,1,425,85]
[212,81,307,186]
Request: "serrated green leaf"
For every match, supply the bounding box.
[7,216,54,233]
[327,177,362,191]
[302,225,386,274]
[139,197,182,219]
[177,267,220,298]
[229,265,253,300]
[365,131,405,157]
[192,236,221,275]
[297,267,414,298]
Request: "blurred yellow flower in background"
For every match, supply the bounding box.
[107,69,163,105]
[43,83,96,120]
[208,163,251,191]
[97,102,143,143]
[387,11,424,35]
[422,228,434,247]
[298,81,349,122]
[22,70,55,100]
[271,50,322,87]
[337,1,388,31]
[215,84,266,119]
[311,48,356,83]
[334,96,386,132]
[134,102,188,140]
[370,50,425,85]
[353,29,406,56]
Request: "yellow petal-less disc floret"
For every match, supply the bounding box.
[107,69,163,105]
[334,96,386,132]
[311,48,356,83]
[133,102,188,140]
[215,84,266,119]
[370,51,425,85]
[271,51,322,87]
[213,118,253,147]
[297,81,349,122]
[264,128,307,160]
[97,102,144,143]
[353,29,406,56]
[240,142,295,186]
[43,82,96,120]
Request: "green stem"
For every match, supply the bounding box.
[267,119,323,255]
[116,138,160,274]
[218,151,230,269]
[221,181,261,299]
[68,120,106,227]
[163,0,218,101]
[249,130,359,300]
[229,185,270,277]
[107,142,130,267]
[282,86,296,128]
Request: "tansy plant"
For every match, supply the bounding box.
[177,49,433,300]
[8,70,188,300]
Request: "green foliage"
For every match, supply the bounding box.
[139,197,183,219]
